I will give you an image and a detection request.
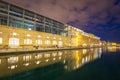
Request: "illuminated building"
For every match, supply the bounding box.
[0,1,101,49]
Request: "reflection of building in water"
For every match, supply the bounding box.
[0,48,102,78]
[107,46,117,52]
[0,51,68,78]
[65,48,102,71]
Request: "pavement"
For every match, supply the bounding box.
[0,47,84,56]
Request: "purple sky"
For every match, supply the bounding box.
[3,0,120,43]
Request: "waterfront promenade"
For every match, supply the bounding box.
[0,47,92,55]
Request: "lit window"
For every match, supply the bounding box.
[52,52,57,57]
[8,56,18,64]
[9,38,19,46]
[44,53,50,58]
[36,39,42,44]
[53,37,56,39]
[0,59,1,64]
[58,52,62,56]
[26,34,31,37]
[35,61,41,64]
[53,40,57,45]
[23,55,31,61]
[46,36,49,39]
[37,35,41,38]
[35,54,42,59]
[45,59,49,62]
[53,58,56,60]
[0,38,2,44]
[58,41,63,47]
[23,63,30,66]
[12,32,17,36]
[8,65,17,70]
[24,39,32,44]
[45,40,50,44]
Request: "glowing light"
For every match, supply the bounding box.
[0,59,1,64]
[44,53,50,58]
[9,38,19,46]
[53,37,56,39]
[0,32,2,34]
[53,58,56,60]
[26,34,31,37]
[24,39,32,44]
[45,59,49,62]
[23,55,31,61]
[53,40,57,45]
[13,32,17,36]
[59,57,61,59]
[63,60,66,64]
[38,35,41,38]
[52,52,57,57]
[59,38,62,40]
[23,63,30,66]
[35,61,41,64]
[35,54,42,59]
[58,52,62,56]
[46,36,49,39]
[28,28,32,30]
[8,65,17,70]
[64,65,67,69]
[0,38,2,44]
[36,39,42,44]
[8,56,18,64]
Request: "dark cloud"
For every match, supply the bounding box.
[3,0,120,42]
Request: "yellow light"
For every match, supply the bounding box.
[23,63,30,66]
[35,61,41,64]
[13,32,17,36]
[45,59,49,62]
[38,35,41,38]
[8,65,17,70]
[0,38,2,44]
[27,34,31,37]
[53,58,56,60]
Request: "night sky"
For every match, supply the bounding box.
[3,0,120,43]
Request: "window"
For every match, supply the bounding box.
[0,38,2,44]
[24,39,32,44]
[0,15,7,25]
[23,55,31,61]
[58,41,63,47]
[9,5,23,17]
[24,21,34,30]
[44,53,50,58]
[9,38,19,46]
[53,40,57,45]
[45,26,51,33]
[36,39,42,44]
[8,56,18,64]
[0,2,8,14]
[9,17,22,28]
[36,24,44,32]
[45,40,50,44]
[52,28,58,34]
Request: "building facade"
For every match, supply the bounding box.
[0,1,101,49]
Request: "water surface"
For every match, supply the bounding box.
[0,47,120,80]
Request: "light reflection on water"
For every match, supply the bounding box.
[0,48,107,80]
